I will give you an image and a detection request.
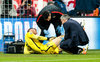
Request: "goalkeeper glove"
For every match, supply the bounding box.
[56,26,61,34]
[43,30,49,35]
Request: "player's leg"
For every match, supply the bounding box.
[44,35,64,54]
[53,45,62,54]
[45,35,64,49]
[58,45,62,53]
[52,35,64,47]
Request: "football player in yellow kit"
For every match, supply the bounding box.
[24,28,63,54]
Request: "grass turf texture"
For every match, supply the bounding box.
[0,50,100,62]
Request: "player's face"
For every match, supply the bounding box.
[61,19,65,24]
[47,13,51,21]
[33,29,37,35]
[31,29,37,35]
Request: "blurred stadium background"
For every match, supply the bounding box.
[0,0,100,62]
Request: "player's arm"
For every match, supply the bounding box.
[26,32,48,40]
[37,36,48,40]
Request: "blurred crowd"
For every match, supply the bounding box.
[0,0,100,17]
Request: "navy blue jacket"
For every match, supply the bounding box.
[63,19,89,45]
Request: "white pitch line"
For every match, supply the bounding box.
[1,58,100,62]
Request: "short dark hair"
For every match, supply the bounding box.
[42,11,51,20]
[27,28,36,32]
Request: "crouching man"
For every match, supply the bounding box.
[60,14,89,54]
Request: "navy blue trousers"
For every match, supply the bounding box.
[60,39,82,54]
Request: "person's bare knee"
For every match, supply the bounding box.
[52,35,64,46]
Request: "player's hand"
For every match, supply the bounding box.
[47,37,56,41]
[43,30,49,35]
[56,26,61,34]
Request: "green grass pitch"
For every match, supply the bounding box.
[0,50,100,62]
